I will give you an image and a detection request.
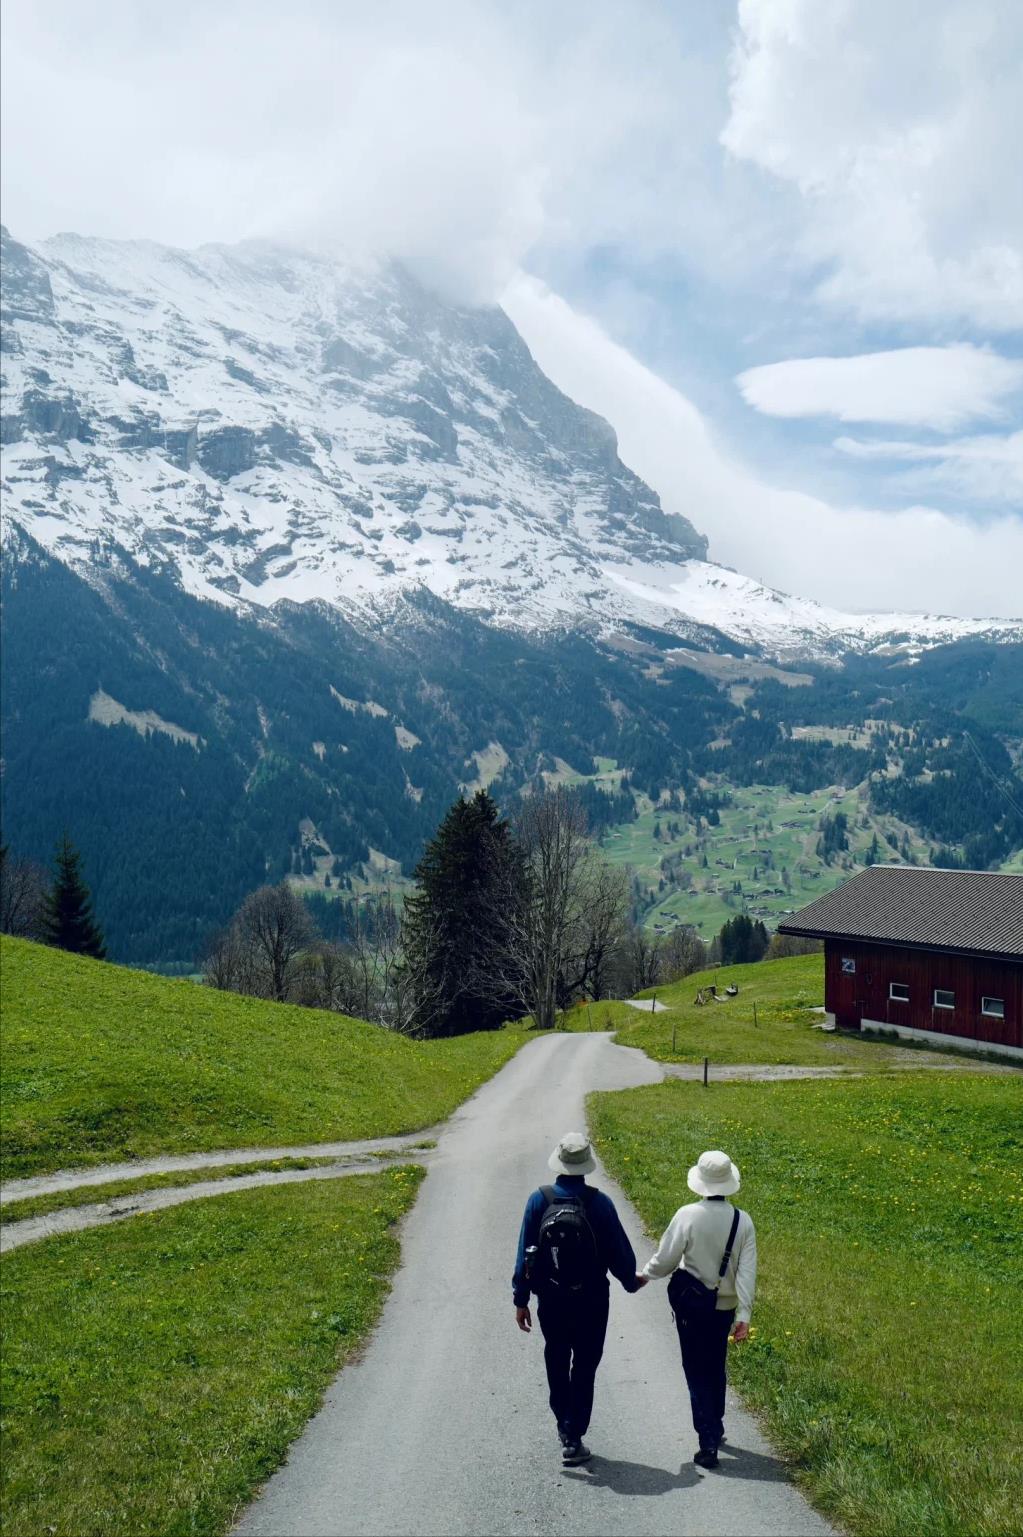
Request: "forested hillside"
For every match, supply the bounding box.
[3,531,1020,966]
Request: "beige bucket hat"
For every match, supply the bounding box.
[688,1149,740,1197]
[548,1130,597,1177]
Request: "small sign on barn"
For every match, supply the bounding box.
[778,867,1022,1061]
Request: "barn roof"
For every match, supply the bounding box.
[778,867,1023,962]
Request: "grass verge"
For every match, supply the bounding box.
[2,937,529,1179]
[0,1167,423,1537]
[568,953,934,1068]
[589,1071,1023,1537]
[0,1156,348,1225]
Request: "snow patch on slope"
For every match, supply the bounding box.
[2,226,1019,661]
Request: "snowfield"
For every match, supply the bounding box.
[2,226,1019,660]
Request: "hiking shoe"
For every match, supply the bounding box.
[694,1447,719,1470]
[562,1440,592,1465]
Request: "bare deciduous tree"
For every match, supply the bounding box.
[623,925,662,994]
[477,789,630,1031]
[234,881,317,1002]
[259,891,444,1035]
[0,847,48,939]
[576,862,630,1001]
[660,925,708,983]
[200,923,253,992]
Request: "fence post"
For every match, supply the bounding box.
[703,1056,709,1087]
[754,1001,759,1029]
[672,1018,677,1053]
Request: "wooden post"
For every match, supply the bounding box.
[753,1001,759,1029]
[587,1003,593,1032]
[651,992,657,1012]
[672,1018,677,1053]
[703,1056,709,1087]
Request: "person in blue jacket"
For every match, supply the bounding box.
[513,1130,644,1465]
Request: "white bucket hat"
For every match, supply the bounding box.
[688,1149,740,1197]
[548,1131,597,1177]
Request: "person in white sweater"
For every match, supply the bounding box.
[637,1149,756,1469]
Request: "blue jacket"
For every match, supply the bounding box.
[512,1174,641,1306]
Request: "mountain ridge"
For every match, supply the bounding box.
[2,227,1021,966]
[3,224,1019,659]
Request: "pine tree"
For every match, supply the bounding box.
[42,834,106,958]
[403,791,520,1037]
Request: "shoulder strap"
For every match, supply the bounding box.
[714,1208,742,1290]
[539,1185,557,1209]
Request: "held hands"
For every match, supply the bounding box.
[515,1306,532,1333]
[634,1274,650,1289]
[731,1320,750,1343]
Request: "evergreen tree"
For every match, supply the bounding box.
[717,913,769,966]
[402,791,521,1036]
[42,833,106,958]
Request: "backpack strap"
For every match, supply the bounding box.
[714,1207,742,1291]
[539,1185,558,1209]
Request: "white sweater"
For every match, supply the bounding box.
[642,1198,757,1323]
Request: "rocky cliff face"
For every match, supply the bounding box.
[0,225,707,629]
[2,225,1019,661]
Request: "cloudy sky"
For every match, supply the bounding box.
[2,0,1021,616]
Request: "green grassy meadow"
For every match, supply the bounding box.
[1,937,529,1180]
[589,1072,1023,1537]
[0,1169,423,1537]
[566,953,915,1068]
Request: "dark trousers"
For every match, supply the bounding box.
[671,1302,735,1450]
[536,1286,610,1440]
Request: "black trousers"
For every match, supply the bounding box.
[670,1302,735,1450]
[536,1286,610,1440]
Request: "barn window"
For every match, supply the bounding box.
[889,982,910,1002]
[982,997,1005,1019]
[933,989,955,1010]
[841,957,856,974]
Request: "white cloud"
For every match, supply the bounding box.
[835,430,1023,505]
[4,0,1019,329]
[0,0,718,301]
[504,276,1023,618]
[722,0,1023,329]
[3,0,1020,617]
[736,345,1023,430]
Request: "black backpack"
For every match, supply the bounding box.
[531,1186,602,1294]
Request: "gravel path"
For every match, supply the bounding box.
[0,1132,437,1207]
[622,998,670,1012]
[235,1033,833,1537]
[661,1058,1020,1082]
[0,1153,433,1255]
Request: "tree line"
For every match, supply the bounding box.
[201,789,724,1035]
[0,836,106,958]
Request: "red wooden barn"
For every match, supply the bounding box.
[778,867,1023,1061]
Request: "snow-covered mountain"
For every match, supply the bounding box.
[3,225,1018,659]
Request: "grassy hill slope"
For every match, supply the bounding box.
[0,938,526,1180]
[590,1071,1023,1536]
[568,953,897,1067]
